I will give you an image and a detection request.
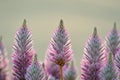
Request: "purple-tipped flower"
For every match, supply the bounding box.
[64,61,77,80]
[46,20,73,80]
[106,23,120,56]
[99,53,117,80]
[25,54,45,80]
[81,27,104,80]
[0,36,8,80]
[12,20,34,80]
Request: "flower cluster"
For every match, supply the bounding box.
[0,20,120,80]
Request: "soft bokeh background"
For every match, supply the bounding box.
[0,0,120,79]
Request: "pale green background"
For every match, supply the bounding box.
[0,0,120,79]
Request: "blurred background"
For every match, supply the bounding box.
[0,0,120,79]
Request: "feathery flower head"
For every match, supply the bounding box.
[64,61,77,80]
[99,53,117,80]
[47,19,73,67]
[106,22,120,56]
[0,36,8,80]
[12,19,35,80]
[81,27,104,80]
[25,54,45,80]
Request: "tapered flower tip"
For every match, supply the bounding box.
[93,27,97,37]
[112,22,117,32]
[108,53,113,64]
[23,19,27,27]
[0,36,2,42]
[33,54,37,64]
[59,19,64,29]
[113,22,116,30]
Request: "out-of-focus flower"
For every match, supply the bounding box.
[64,61,77,80]
[81,27,104,80]
[25,54,45,80]
[105,23,120,56]
[44,60,69,80]
[47,75,56,80]
[0,36,8,80]
[12,20,35,80]
[100,53,117,80]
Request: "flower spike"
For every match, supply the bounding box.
[12,20,35,80]
[46,20,73,80]
[81,27,104,80]
[105,22,120,56]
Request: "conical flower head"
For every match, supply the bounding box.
[106,23,120,56]
[0,36,8,80]
[64,61,77,80]
[47,20,73,67]
[25,54,45,80]
[81,27,104,80]
[99,53,117,80]
[12,20,34,80]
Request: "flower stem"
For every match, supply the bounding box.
[60,66,63,80]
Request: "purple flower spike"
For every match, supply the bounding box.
[12,20,35,80]
[0,36,8,80]
[106,23,120,56]
[46,20,73,80]
[47,20,73,67]
[25,54,45,80]
[100,53,117,80]
[81,27,104,80]
[64,61,77,80]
